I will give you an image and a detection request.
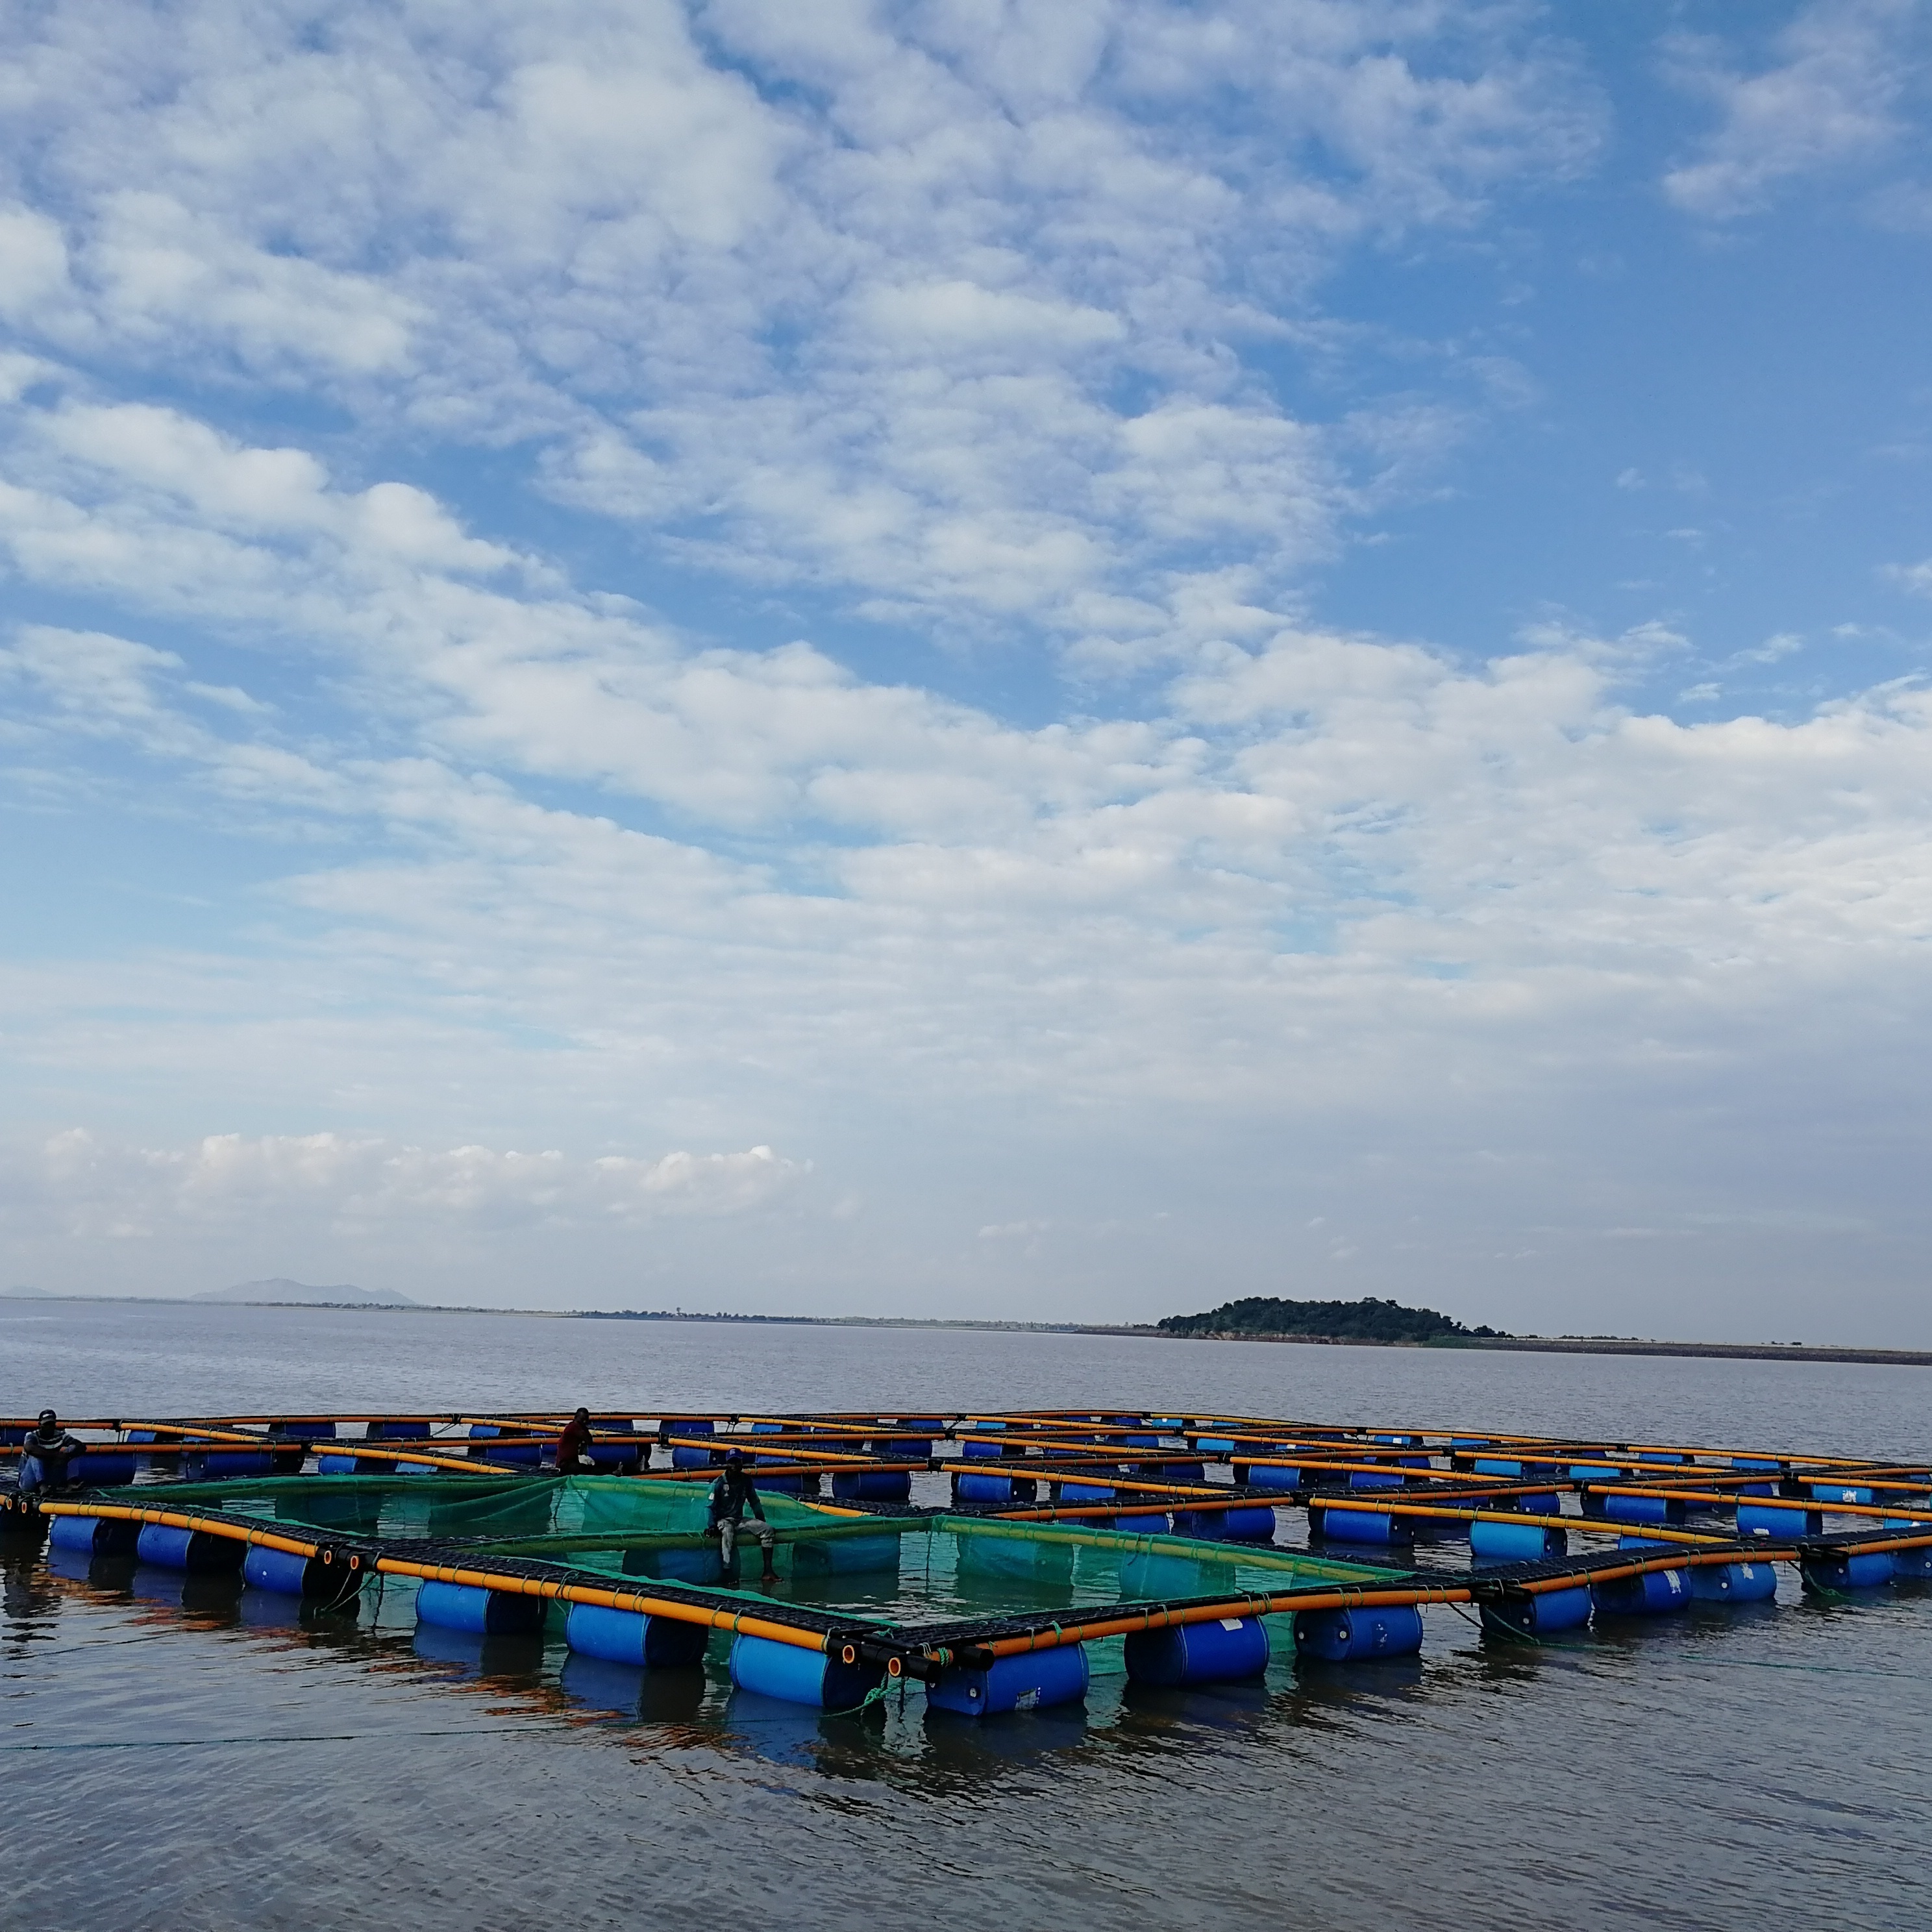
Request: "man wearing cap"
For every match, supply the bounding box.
[19,1411,85,1494]
[556,1407,598,1476]
[706,1448,776,1582]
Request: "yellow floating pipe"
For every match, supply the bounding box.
[1584,1483,1932,1522]
[370,1554,833,1652]
[35,1500,356,1566]
[955,1583,1478,1660]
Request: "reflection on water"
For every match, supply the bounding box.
[6,1306,1932,1929]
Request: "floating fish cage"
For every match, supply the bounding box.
[6,1406,1931,1718]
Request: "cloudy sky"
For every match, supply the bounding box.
[1,1,1927,1338]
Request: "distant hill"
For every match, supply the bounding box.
[196,1278,419,1307]
[3,1285,53,1298]
[1158,1295,1504,1344]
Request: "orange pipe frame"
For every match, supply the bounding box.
[1584,1483,1932,1522]
[371,1554,835,1652]
[636,1460,929,1481]
[40,1498,841,1654]
[1307,1499,1743,1550]
[987,1495,1271,1522]
[36,1500,359,1568]
[957,1583,1479,1661]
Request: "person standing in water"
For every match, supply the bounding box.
[19,1411,85,1494]
[706,1449,776,1581]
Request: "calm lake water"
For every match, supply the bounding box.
[6,1301,1931,1931]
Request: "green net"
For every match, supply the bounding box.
[129,1470,1393,1628]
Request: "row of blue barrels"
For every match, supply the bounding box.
[954,1470,1277,1539]
[1232,1461,1430,1492]
[1480,1537,1931,1635]
[685,1607,1423,1708]
[45,1514,354,1596]
[1312,1495,1931,1583]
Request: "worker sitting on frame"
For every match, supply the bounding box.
[19,1410,86,1493]
[706,1448,776,1582]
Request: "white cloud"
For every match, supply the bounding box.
[1662,0,1920,219]
[0,1,1605,663]
[1886,557,1932,596]
[0,204,73,321]
[19,1128,806,1239]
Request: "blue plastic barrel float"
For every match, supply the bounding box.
[960,1437,1009,1460]
[1568,1463,1622,1481]
[623,1545,724,1585]
[1293,1604,1424,1661]
[1170,1505,1275,1542]
[319,1450,393,1473]
[751,1471,809,1495]
[242,1544,358,1600]
[1481,1585,1592,1638]
[830,1468,912,1503]
[954,1470,1034,1506]
[1884,1520,1932,1578]
[1470,1517,1568,1561]
[1592,1567,1689,1616]
[469,1424,544,1466]
[1685,1559,1778,1602]
[1601,1492,1687,1526]
[1309,1503,1409,1544]
[1801,1549,1894,1592]
[671,1443,722,1469]
[792,1533,903,1578]
[1348,1468,1405,1490]
[565,1602,709,1668]
[1509,1491,1563,1517]
[135,1523,245,1574]
[189,1448,276,1479]
[47,1513,140,1557]
[1054,1480,1117,1526]
[586,1443,643,1473]
[729,1634,882,1709]
[1737,1501,1822,1537]
[415,1579,547,1635]
[1809,1481,1875,1505]
[1195,1437,1239,1456]
[367,1418,433,1440]
[1233,1462,1301,1491]
[65,1450,138,1487]
[928,1642,1089,1716]
[1124,1616,1269,1686]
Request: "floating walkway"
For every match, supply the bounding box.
[6,1406,1929,1715]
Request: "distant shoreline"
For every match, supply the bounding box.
[7,1293,1932,1366]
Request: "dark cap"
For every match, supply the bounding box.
[38,1409,56,1426]
[725,1448,745,1466]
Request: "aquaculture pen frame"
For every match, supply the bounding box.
[6,1405,1931,1711]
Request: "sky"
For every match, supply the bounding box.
[0,0,1927,1339]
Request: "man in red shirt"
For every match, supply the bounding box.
[556,1407,597,1475]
